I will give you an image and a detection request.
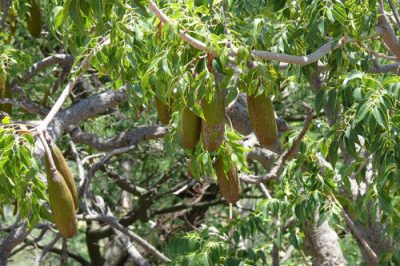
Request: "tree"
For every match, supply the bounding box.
[0,0,399,265]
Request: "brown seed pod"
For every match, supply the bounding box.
[247,93,278,146]
[179,107,201,149]
[214,146,240,203]
[201,90,225,152]
[50,144,79,210]
[26,0,42,38]
[0,75,12,115]
[45,155,77,238]
[154,96,172,125]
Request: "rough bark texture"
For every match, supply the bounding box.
[304,221,347,266]
[0,221,28,266]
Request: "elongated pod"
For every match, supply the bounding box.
[247,93,278,146]
[26,0,42,38]
[214,146,240,203]
[154,96,171,125]
[201,90,225,152]
[0,75,12,114]
[45,155,77,238]
[50,144,79,210]
[179,107,201,149]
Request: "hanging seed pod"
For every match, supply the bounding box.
[50,144,79,210]
[154,96,172,125]
[26,0,42,38]
[45,155,77,238]
[0,75,12,114]
[201,89,225,152]
[179,107,201,149]
[247,93,278,146]
[214,145,240,203]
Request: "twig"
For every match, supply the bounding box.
[387,0,400,30]
[116,234,152,266]
[335,199,379,265]
[33,234,61,266]
[240,110,314,184]
[148,0,211,54]
[81,214,171,263]
[258,184,272,199]
[69,141,85,187]
[22,239,90,266]
[3,101,47,120]
[60,238,68,266]
[80,144,138,201]
[36,39,110,133]
[50,62,73,96]
[147,0,349,65]
[10,54,74,89]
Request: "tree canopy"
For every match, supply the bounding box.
[0,0,400,265]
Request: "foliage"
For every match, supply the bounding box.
[0,0,400,265]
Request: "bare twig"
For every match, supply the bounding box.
[337,200,379,265]
[80,144,139,200]
[387,0,400,30]
[116,234,152,266]
[50,63,73,96]
[60,238,68,266]
[22,239,90,266]
[69,141,85,186]
[33,234,61,266]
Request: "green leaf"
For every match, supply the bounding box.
[354,103,369,124]
[372,107,386,129]
[343,71,363,85]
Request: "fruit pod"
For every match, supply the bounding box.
[0,75,12,114]
[247,93,278,146]
[201,90,225,152]
[214,146,240,203]
[154,96,171,125]
[45,154,77,238]
[179,107,201,149]
[26,0,42,38]
[50,144,79,210]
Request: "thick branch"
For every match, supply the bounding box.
[50,86,128,140]
[377,1,400,58]
[0,220,28,266]
[70,125,168,152]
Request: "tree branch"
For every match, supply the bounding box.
[387,0,400,30]
[10,54,74,89]
[0,219,29,266]
[36,39,110,133]
[377,1,400,58]
[69,125,168,152]
[147,0,348,65]
[81,214,171,264]
[240,110,314,184]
